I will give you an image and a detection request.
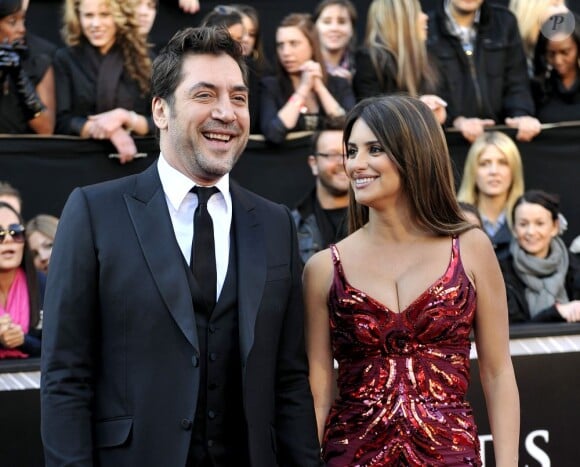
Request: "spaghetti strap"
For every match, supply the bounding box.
[329,244,340,265]
[329,244,347,284]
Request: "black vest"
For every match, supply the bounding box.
[186,234,250,466]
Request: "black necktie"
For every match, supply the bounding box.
[191,186,219,312]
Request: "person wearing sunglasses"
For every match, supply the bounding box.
[0,201,44,359]
[292,119,348,264]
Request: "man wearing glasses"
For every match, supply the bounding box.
[292,120,349,264]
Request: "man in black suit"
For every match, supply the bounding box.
[40,27,321,467]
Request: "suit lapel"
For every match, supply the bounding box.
[231,182,266,366]
[124,164,199,351]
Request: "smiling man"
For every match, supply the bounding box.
[292,120,349,264]
[40,27,322,467]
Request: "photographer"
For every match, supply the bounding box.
[0,0,55,134]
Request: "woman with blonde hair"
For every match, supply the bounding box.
[25,214,58,274]
[457,131,525,260]
[260,12,355,144]
[54,0,153,163]
[353,0,446,122]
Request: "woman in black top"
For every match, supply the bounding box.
[260,13,355,145]
[0,0,55,134]
[501,190,580,323]
[532,13,580,123]
[231,3,272,134]
[353,0,446,123]
[54,0,152,163]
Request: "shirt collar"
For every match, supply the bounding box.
[481,210,506,235]
[444,0,481,36]
[157,152,232,212]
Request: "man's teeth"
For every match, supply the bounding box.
[205,133,231,142]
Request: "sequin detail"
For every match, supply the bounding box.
[323,237,481,467]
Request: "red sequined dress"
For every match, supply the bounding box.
[323,237,481,466]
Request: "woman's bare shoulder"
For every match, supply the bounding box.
[304,247,334,279]
[459,228,502,280]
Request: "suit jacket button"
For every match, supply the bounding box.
[180,419,192,430]
[209,352,217,362]
[192,355,199,367]
[208,410,216,419]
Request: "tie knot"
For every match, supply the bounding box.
[193,186,219,205]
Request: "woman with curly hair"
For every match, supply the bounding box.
[54,0,153,163]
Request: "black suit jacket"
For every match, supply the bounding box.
[40,162,321,466]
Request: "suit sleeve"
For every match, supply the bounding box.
[259,76,289,145]
[54,49,87,135]
[275,206,323,466]
[41,187,99,466]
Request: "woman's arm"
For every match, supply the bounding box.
[259,76,292,144]
[303,249,335,443]
[462,229,520,467]
[28,65,55,135]
[313,73,348,119]
[88,108,150,138]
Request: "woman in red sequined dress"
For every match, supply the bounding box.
[303,95,519,466]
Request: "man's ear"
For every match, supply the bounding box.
[152,96,169,130]
[307,155,319,176]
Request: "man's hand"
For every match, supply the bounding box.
[110,128,138,164]
[419,94,448,125]
[505,116,541,142]
[453,116,495,142]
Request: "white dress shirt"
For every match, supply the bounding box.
[157,153,232,300]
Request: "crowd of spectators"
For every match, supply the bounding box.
[1,0,580,361]
[2,0,579,142]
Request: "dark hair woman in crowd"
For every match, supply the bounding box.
[313,0,357,82]
[0,0,55,134]
[260,12,355,144]
[501,190,580,323]
[54,0,153,164]
[304,95,518,465]
[231,3,272,134]
[0,201,44,358]
[532,12,580,123]
[200,4,246,44]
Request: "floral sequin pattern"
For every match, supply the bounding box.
[323,239,481,467]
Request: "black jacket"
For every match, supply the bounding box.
[427,1,534,125]
[260,74,355,144]
[353,48,437,101]
[500,251,580,323]
[53,42,153,136]
[291,189,347,265]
